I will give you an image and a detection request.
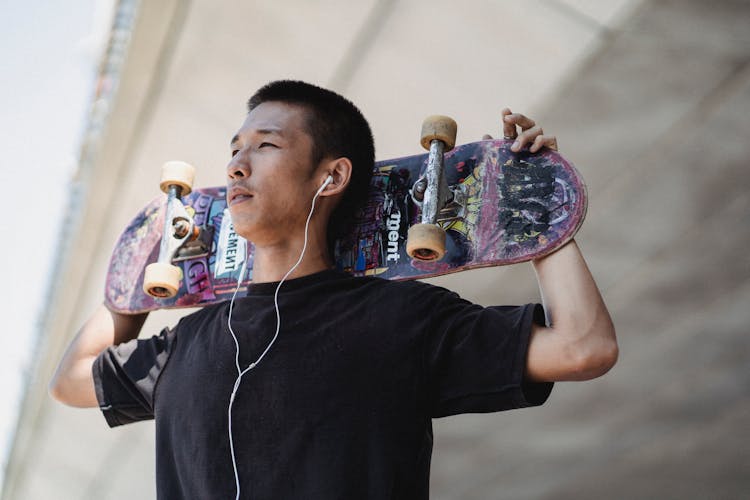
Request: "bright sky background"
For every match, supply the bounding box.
[0,0,114,490]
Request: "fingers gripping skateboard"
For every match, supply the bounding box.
[406,116,457,262]
[143,161,197,298]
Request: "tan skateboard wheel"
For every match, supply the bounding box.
[159,161,196,195]
[143,262,182,298]
[420,115,458,151]
[406,223,447,262]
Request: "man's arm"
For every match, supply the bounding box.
[526,240,618,382]
[48,304,148,407]
[498,109,617,382]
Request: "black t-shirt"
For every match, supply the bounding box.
[93,270,552,499]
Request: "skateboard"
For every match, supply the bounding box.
[105,121,587,314]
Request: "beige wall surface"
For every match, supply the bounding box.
[5,0,750,499]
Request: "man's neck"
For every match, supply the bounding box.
[250,237,333,284]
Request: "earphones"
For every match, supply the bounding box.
[226,174,331,500]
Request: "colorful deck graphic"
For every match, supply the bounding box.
[105,139,586,313]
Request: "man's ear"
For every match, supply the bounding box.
[318,157,352,197]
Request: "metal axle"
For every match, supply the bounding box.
[421,139,450,224]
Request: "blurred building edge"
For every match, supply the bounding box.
[0,0,188,497]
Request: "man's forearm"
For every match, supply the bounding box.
[49,304,148,407]
[526,240,618,381]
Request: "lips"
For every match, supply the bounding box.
[228,185,254,206]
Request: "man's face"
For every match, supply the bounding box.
[226,101,320,245]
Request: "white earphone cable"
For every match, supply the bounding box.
[226,178,329,500]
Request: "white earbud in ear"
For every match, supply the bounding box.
[315,175,334,196]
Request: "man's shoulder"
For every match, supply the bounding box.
[349,273,461,303]
[172,301,228,333]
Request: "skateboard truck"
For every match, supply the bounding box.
[142,161,197,298]
[406,115,457,262]
[173,223,214,261]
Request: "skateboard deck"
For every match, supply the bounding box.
[105,139,587,313]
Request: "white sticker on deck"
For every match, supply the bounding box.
[215,209,247,279]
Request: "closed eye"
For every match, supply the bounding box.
[230,141,277,158]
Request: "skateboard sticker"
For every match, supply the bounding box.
[215,209,247,279]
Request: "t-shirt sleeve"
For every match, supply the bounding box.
[423,289,553,418]
[92,326,176,427]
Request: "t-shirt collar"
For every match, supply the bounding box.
[245,268,344,296]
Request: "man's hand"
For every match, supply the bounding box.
[483,107,559,153]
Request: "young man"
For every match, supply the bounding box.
[50,80,617,499]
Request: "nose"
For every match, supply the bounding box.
[227,154,250,180]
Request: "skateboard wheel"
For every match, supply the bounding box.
[406,223,447,262]
[143,262,182,298]
[159,161,196,196]
[420,115,457,151]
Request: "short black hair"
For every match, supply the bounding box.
[247,80,375,249]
